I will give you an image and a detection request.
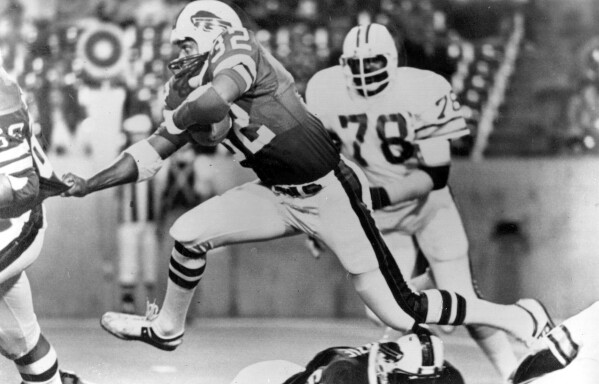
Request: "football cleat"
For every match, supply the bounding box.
[100,301,183,351]
[60,370,95,384]
[515,299,555,347]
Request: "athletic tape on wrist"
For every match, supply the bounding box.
[124,140,164,182]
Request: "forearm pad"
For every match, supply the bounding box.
[419,165,450,190]
[173,87,230,129]
[370,186,392,210]
[123,140,163,182]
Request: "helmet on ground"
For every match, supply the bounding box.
[368,331,444,384]
[321,357,369,384]
[168,0,242,75]
[340,23,398,97]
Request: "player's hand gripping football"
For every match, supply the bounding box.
[61,173,89,197]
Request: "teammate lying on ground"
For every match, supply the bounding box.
[230,328,464,384]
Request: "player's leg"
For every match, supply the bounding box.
[0,272,61,384]
[417,189,518,379]
[362,232,419,340]
[323,160,552,346]
[117,222,142,313]
[101,181,294,349]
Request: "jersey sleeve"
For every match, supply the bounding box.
[207,28,259,95]
[412,74,469,142]
[304,71,335,131]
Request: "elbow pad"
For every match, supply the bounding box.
[124,140,164,182]
[173,87,230,129]
[420,165,450,190]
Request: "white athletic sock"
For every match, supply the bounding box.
[154,243,206,336]
[16,334,61,384]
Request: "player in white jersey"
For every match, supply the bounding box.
[0,64,91,384]
[305,23,519,380]
[509,301,599,384]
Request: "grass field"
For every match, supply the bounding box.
[0,317,527,384]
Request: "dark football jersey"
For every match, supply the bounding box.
[283,344,464,384]
[162,28,340,186]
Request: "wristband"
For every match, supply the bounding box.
[124,140,164,182]
[370,186,391,210]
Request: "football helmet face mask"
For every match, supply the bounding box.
[340,23,398,97]
[168,0,242,76]
[367,332,444,384]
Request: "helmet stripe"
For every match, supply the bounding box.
[355,27,361,48]
[365,24,372,44]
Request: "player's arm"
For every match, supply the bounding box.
[62,130,186,197]
[170,30,257,132]
[171,74,240,129]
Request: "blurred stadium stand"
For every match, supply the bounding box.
[0,0,544,159]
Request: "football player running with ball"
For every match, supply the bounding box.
[305,23,526,380]
[62,1,552,353]
[0,63,91,384]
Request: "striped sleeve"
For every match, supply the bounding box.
[209,29,258,94]
[413,77,469,142]
[0,109,39,210]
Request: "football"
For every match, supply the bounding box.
[188,114,232,146]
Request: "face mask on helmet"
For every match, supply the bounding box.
[367,332,445,384]
[169,0,242,74]
[168,49,209,78]
[341,23,398,97]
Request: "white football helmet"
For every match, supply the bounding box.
[367,331,444,384]
[340,23,398,97]
[168,0,242,74]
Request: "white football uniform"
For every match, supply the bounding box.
[306,66,469,276]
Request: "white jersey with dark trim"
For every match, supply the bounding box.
[306,66,468,188]
[306,66,469,230]
[0,79,44,261]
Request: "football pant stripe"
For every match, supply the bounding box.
[334,161,423,322]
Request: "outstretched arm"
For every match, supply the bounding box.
[369,138,450,209]
[62,133,183,197]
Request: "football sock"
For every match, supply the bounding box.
[420,289,467,325]
[464,299,533,341]
[154,242,206,336]
[467,325,518,380]
[15,333,61,384]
